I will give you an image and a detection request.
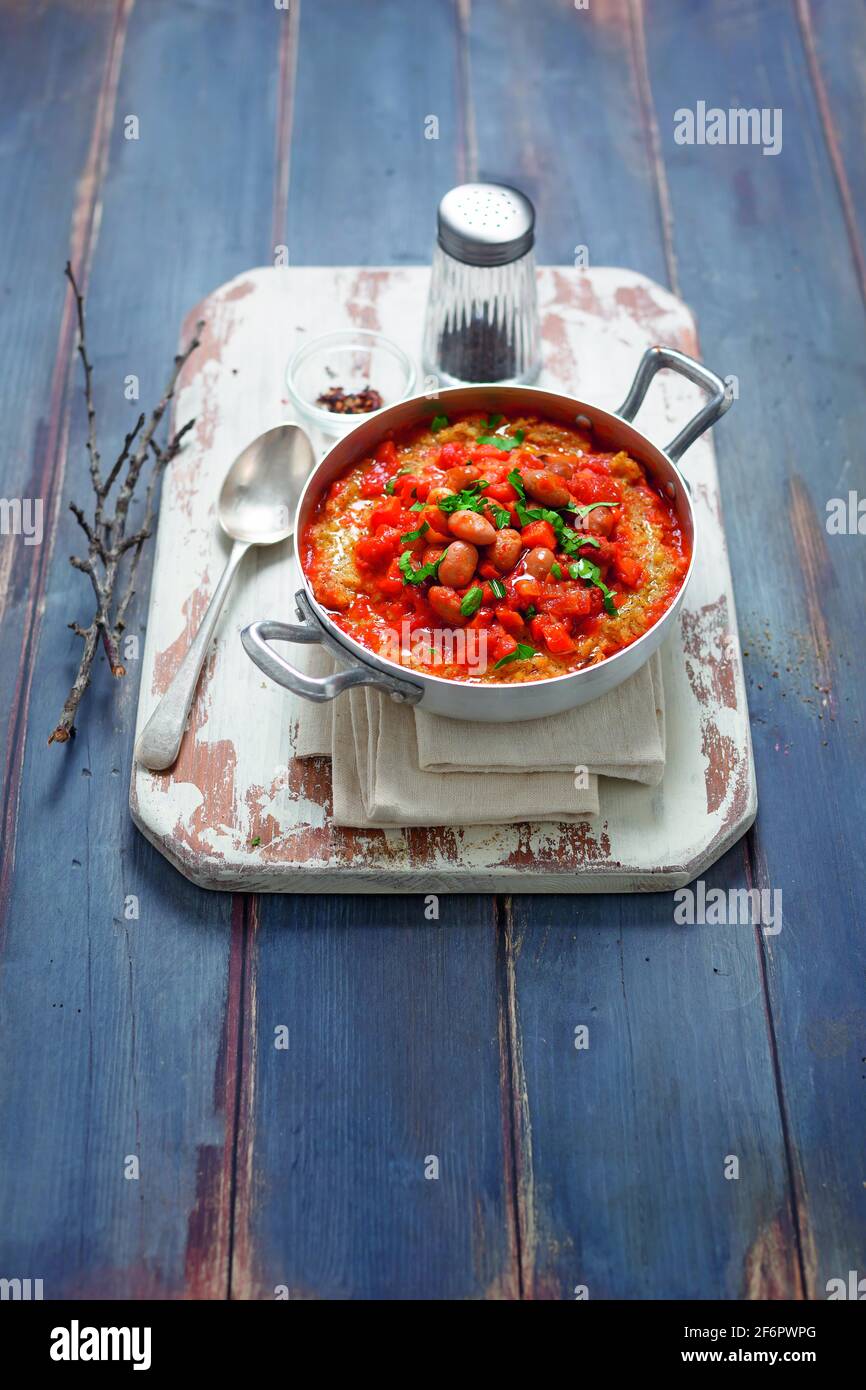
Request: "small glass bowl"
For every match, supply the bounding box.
[285,329,416,442]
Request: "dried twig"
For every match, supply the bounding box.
[49,263,203,745]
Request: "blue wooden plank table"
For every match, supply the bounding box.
[0,0,863,1301]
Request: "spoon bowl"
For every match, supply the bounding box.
[218,422,313,545]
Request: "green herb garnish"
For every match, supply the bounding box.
[489,503,511,529]
[559,526,582,555]
[431,414,449,432]
[550,562,562,580]
[494,642,536,669]
[481,413,503,431]
[400,520,429,544]
[489,577,507,599]
[569,557,618,616]
[567,501,619,519]
[409,500,425,512]
[250,835,261,848]
[399,550,440,585]
[384,462,415,495]
[516,500,563,531]
[524,604,537,620]
[438,481,490,514]
[510,494,607,557]
[477,430,524,451]
[504,487,619,550]
[506,468,526,498]
[460,586,484,618]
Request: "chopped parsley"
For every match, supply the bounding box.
[515,500,562,531]
[550,562,562,580]
[507,488,607,558]
[559,526,584,556]
[560,517,598,556]
[489,577,507,599]
[460,586,484,618]
[399,550,440,585]
[489,503,511,529]
[476,429,525,451]
[567,501,619,518]
[494,642,536,669]
[438,481,490,514]
[384,463,415,495]
[430,414,449,432]
[400,520,429,544]
[507,468,526,500]
[569,557,618,616]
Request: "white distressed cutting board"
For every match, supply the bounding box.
[130,266,756,892]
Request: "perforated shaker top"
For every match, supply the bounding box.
[436,183,535,267]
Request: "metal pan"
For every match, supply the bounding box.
[241,346,733,721]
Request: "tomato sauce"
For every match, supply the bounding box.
[301,412,690,684]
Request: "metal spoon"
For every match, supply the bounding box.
[135,422,314,771]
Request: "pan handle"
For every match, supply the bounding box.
[241,589,423,706]
[616,345,733,462]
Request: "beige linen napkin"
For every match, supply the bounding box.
[293,645,665,829]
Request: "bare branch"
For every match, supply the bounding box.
[100,625,125,677]
[65,262,101,495]
[69,503,94,544]
[102,412,145,503]
[112,322,203,544]
[49,624,98,744]
[51,265,202,744]
[113,417,195,636]
[164,415,196,461]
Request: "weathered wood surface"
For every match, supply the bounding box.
[130,264,754,893]
[0,0,863,1300]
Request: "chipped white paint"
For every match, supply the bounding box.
[130,266,756,892]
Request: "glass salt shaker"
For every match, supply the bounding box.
[422,182,540,387]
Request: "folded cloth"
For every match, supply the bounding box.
[414,658,665,782]
[293,644,665,830]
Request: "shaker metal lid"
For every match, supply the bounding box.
[436,183,535,267]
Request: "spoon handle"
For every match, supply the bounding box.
[135,539,250,771]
